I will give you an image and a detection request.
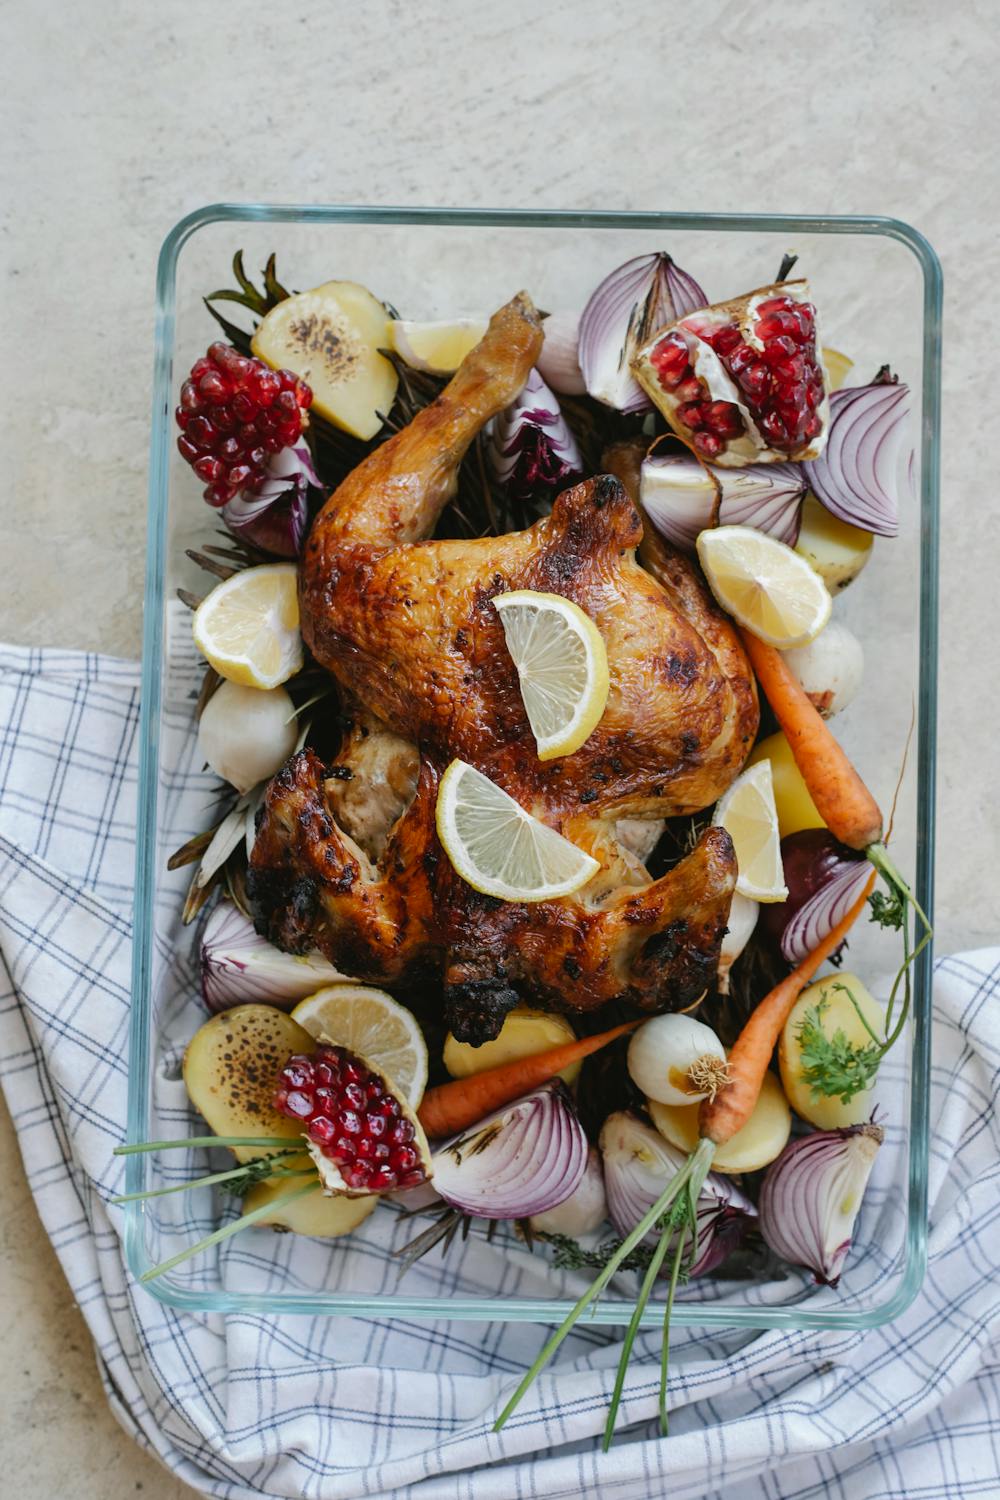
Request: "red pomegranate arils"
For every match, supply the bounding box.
[174,342,313,507]
[273,1044,430,1193]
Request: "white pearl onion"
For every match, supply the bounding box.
[627,1013,728,1106]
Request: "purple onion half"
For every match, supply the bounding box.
[222,443,323,557]
[804,380,912,538]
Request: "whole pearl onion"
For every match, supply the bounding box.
[197,680,298,794]
[627,1013,728,1107]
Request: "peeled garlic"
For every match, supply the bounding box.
[627,1013,728,1106]
[197,680,298,794]
[718,891,760,994]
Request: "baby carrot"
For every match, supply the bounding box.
[739,627,883,851]
[418,1019,639,1138]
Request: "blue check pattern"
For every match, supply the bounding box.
[1,640,998,1500]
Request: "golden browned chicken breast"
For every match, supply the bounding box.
[248,293,758,1041]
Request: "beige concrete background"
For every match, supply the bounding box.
[1,2,997,1496]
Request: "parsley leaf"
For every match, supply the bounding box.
[869,887,905,931]
[794,996,884,1104]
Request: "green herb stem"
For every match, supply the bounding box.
[114,1136,297,1155]
[602,1210,676,1450]
[139,1180,322,1283]
[494,1138,716,1435]
[659,1217,690,1435]
[110,1150,304,1204]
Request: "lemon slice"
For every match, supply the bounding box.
[821,346,854,392]
[291,984,428,1107]
[492,591,609,761]
[389,318,489,375]
[696,525,832,649]
[436,759,600,903]
[192,564,304,689]
[713,760,788,903]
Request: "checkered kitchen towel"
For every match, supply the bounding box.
[1,639,998,1500]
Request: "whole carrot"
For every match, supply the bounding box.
[699,872,875,1145]
[418,1019,639,1138]
[739,627,882,850]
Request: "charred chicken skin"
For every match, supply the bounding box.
[249,293,759,1042]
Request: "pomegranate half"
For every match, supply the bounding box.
[632,279,830,467]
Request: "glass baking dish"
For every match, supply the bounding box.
[127,204,940,1326]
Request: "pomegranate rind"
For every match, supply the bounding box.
[632,279,830,468]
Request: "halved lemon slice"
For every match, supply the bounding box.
[713,760,788,903]
[436,759,600,903]
[389,318,489,375]
[291,984,428,1107]
[492,591,609,761]
[696,526,831,649]
[192,564,303,689]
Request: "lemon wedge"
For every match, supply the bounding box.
[713,760,788,903]
[192,563,303,689]
[291,984,428,1108]
[389,318,489,375]
[492,590,609,761]
[436,759,599,903]
[696,525,832,649]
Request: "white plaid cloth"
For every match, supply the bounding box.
[1,639,998,1500]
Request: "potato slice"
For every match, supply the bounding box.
[648,1068,791,1173]
[182,1004,315,1163]
[443,1006,581,1084]
[244,1170,378,1237]
[780,972,884,1129]
[252,281,398,441]
[748,730,825,840]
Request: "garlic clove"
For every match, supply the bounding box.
[197,679,299,795]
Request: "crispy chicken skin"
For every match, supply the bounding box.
[249,294,759,1041]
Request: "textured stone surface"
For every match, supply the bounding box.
[0,2,996,1495]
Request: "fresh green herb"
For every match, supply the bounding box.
[869,886,905,930]
[795,995,884,1104]
[538,1196,694,1276]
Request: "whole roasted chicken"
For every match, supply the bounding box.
[248,294,759,1042]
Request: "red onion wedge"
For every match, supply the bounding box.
[759,1121,883,1285]
[762,831,871,965]
[804,378,912,538]
[431,1083,589,1221]
[579,253,707,414]
[599,1111,755,1277]
[489,369,584,505]
[222,443,322,558]
[200,901,348,1012]
[641,443,805,553]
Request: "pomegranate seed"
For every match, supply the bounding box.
[273,1043,429,1193]
[194,456,224,483]
[704,400,743,437]
[755,296,792,316]
[676,377,702,403]
[174,344,313,508]
[710,324,742,356]
[180,380,202,412]
[727,344,755,376]
[763,336,798,367]
[742,363,771,400]
[802,413,821,440]
[678,401,705,430]
[284,1090,314,1119]
[187,416,219,447]
[198,371,229,405]
[693,430,723,457]
[760,410,788,444]
[399,1169,427,1188]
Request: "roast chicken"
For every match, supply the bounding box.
[248,293,759,1042]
